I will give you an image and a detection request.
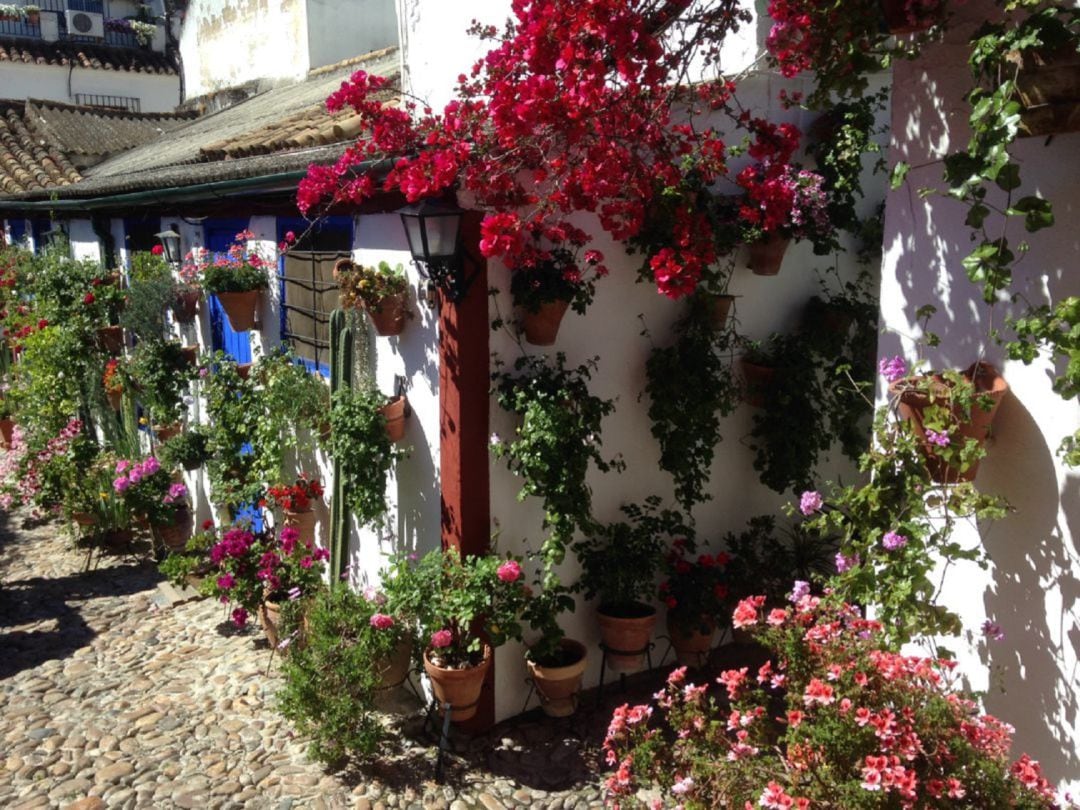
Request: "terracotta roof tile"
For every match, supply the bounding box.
[0,102,80,194]
[25,99,196,159]
[0,36,177,74]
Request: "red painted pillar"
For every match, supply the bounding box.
[438,211,493,728]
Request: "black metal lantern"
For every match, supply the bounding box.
[397,200,476,302]
[155,228,181,265]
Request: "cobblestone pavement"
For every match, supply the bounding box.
[0,510,627,810]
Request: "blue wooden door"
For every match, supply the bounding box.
[204,219,253,363]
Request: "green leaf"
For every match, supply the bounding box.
[1009,195,1055,232]
[890,161,910,190]
[995,162,1022,191]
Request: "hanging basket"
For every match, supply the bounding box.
[381,395,409,443]
[423,645,492,723]
[96,325,125,355]
[172,290,201,324]
[746,234,790,276]
[890,362,1009,484]
[365,293,408,336]
[216,290,261,332]
[521,299,570,346]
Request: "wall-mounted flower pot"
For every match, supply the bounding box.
[236,363,253,381]
[666,612,716,668]
[180,345,199,367]
[890,362,1009,484]
[106,389,123,412]
[739,359,777,408]
[804,296,855,336]
[172,290,200,324]
[96,325,124,355]
[284,508,317,545]
[1011,46,1080,137]
[216,290,260,332]
[526,638,588,717]
[366,294,408,336]
[155,422,183,442]
[156,508,192,552]
[0,417,14,449]
[708,294,736,330]
[423,644,492,723]
[597,603,657,672]
[381,395,408,443]
[521,298,570,346]
[747,234,790,276]
[26,12,39,25]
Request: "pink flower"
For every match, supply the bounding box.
[112,476,131,493]
[879,355,907,383]
[370,613,395,630]
[798,490,822,516]
[982,620,1005,641]
[497,559,522,583]
[925,429,950,447]
[835,552,859,573]
[732,597,761,629]
[231,607,248,627]
[115,460,131,475]
[431,629,453,648]
[882,530,908,551]
[789,580,810,602]
[803,677,835,707]
[216,573,235,591]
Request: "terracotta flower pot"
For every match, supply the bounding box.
[180,345,199,367]
[106,389,123,412]
[423,644,492,723]
[236,363,253,380]
[706,293,736,330]
[740,359,777,408]
[283,508,317,545]
[1010,46,1080,137]
[259,600,282,649]
[216,290,261,332]
[890,362,1009,484]
[381,395,408,443]
[747,234,790,276]
[365,293,408,336]
[96,325,125,355]
[597,603,657,672]
[155,422,182,442]
[157,508,192,552]
[0,417,14,449]
[666,612,716,669]
[377,635,414,689]
[72,511,98,527]
[172,290,201,324]
[521,299,570,346]
[27,12,39,25]
[103,529,134,551]
[526,638,588,717]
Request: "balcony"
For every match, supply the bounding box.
[0,1,157,51]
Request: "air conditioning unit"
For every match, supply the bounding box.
[65,10,104,39]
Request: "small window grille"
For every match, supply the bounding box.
[73,94,141,113]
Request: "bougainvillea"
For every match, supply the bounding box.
[299,0,757,299]
[602,594,1063,809]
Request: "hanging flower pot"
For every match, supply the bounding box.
[739,358,777,408]
[1010,46,1080,137]
[705,293,736,330]
[376,635,414,689]
[0,417,14,449]
[106,389,123,412]
[172,290,201,324]
[597,603,657,672]
[365,293,408,336]
[521,298,570,346]
[526,638,588,717]
[96,325,125,355]
[665,612,716,669]
[746,234,790,276]
[216,290,260,332]
[180,345,199,368]
[804,296,855,336]
[284,508,317,545]
[156,508,193,552]
[259,600,283,649]
[423,644,492,723]
[381,395,408,443]
[155,422,183,442]
[890,362,1009,484]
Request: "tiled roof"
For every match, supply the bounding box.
[0,36,177,74]
[25,99,196,160]
[1,47,400,201]
[0,102,80,194]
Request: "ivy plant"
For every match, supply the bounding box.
[326,386,403,525]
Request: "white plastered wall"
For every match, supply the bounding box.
[880,0,1080,790]
[0,63,180,113]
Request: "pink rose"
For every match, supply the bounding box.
[370,613,395,630]
[431,629,453,648]
[496,559,522,583]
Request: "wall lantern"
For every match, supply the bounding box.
[397,199,477,303]
[155,228,181,265]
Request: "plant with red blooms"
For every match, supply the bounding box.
[509,245,603,315]
[206,522,330,628]
[602,595,1063,809]
[102,358,126,395]
[262,473,324,514]
[764,0,940,107]
[298,0,757,300]
[198,230,273,295]
[658,539,733,637]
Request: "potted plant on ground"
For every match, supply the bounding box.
[573,497,691,671]
[522,578,587,717]
[112,456,191,551]
[660,541,733,667]
[199,231,272,332]
[337,260,411,336]
[158,521,217,589]
[263,473,324,545]
[509,246,600,345]
[277,585,413,765]
[382,547,530,722]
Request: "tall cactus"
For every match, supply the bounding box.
[328,308,354,581]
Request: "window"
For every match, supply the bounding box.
[124,217,162,255]
[278,218,352,375]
